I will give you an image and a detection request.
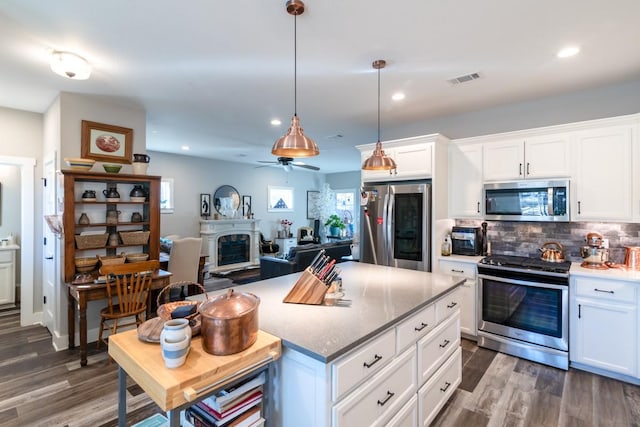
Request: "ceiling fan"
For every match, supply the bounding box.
[256,157,320,172]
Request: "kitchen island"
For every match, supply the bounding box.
[200,261,465,426]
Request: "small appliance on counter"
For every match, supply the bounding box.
[580,232,609,269]
[451,226,482,256]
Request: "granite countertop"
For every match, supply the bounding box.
[199,261,464,363]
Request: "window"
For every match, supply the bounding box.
[161,178,174,213]
[334,189,357,238]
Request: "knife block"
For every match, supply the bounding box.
[283,268,328,305]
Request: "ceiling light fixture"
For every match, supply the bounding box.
[392,92,405,101]
[270,119,282,126]
[271,0,319,158]
[557,46,580,58]
[362,60,397,172]
[50,51,91,80]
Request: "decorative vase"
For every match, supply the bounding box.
[78,213,90,225]
[160,318,191,369]
[330,226,341,237]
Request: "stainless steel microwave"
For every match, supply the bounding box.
[484,180,570,221]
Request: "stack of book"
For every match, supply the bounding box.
[183,372,265,427]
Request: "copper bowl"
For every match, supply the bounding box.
[199,289,259,355]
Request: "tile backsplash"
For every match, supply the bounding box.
[455,220,640,263]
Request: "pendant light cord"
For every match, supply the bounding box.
[377,65,381,143]
[294,13,297,116]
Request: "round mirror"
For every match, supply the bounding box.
[213,185,240,217]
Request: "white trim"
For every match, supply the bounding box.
[0,156,38,326]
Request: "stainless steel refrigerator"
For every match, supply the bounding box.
[360,182,431,271]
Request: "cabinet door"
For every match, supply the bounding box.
[394,143,432,179]
[570,296,637,376]
[437,259,477,336]
[524,133,571,178]
[449,143,483,218]
[482,139,524,181]
[572,125,634,221]
[0,261,15,305]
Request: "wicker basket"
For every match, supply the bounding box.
[125,252,149,263]
[98,254,126,266]
[157,281,207,322]
[75,233,108,250]
[119,230,150,245]
[75,257,99,273]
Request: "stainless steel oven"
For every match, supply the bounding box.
[477,255,570,370]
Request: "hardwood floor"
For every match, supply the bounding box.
[1,306,639,426]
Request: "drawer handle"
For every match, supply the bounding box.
[439,339,451,349]
[377,390,395,406]
[440,381,452,393]
[446,301,458,309]
[414,322,429,332]
[451,269,464,274]
[363,354,382,368]
[594,288,614,294]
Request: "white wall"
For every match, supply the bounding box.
[148,151,326,239]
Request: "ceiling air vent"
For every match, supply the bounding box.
[447,72,481,86]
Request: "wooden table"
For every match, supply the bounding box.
[109,329,281,426]
[67,269,172,367]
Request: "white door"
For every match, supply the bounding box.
[42,154,57,334]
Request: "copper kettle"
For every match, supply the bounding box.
[539,241,566,262]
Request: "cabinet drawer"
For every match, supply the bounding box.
[396,303,436,352]
[572,277,636,303]
[418,347,462,427]
[417,312,460,385]
[333,347,417,427]
[435,287,462,322]
[0,251,14,263]
[332,329,396,401]
[438,259,476,279]
[386,395,418,427]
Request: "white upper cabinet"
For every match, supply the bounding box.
[482,134,571,181]
[572,124,635,221]
[448,143,483,218]
[357,135,448,183]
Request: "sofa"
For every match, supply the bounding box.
[260,240,353,280]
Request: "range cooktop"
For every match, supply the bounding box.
[479,254,571,276]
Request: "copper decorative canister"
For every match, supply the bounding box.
[624,247,640,271]
[199,289,259,355]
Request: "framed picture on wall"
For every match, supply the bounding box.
[80,120,133,164]
[268,186,293,212]
[200,193,211,217]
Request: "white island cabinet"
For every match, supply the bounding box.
[0,245,19,305]
[217,262,464,427]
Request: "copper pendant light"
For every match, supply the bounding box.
[271,0,319,158]
[362,59,397,171]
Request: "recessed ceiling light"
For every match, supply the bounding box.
[557,46,580,58]
[392,92,405,101]
[181,145,190,151]
[270,119,282,126]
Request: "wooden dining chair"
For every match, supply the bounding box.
[97,259,160,348]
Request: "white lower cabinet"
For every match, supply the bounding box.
[438,258,477,337]
[570,276,638,378]
[274,287,463,426]
[418,347,462,426]
[333,348,417,427]
[0,249,16,305]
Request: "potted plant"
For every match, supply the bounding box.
[325,214,345,237]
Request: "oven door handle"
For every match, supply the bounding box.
[478,274,568,290]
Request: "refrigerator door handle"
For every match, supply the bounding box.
[385,192,394,266]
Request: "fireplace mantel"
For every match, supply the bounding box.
[200,219,261,272]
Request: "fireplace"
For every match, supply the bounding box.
[200,219,261,272]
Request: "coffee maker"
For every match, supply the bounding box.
[580,232,609,269]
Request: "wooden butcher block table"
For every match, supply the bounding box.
[109,328,281,427]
